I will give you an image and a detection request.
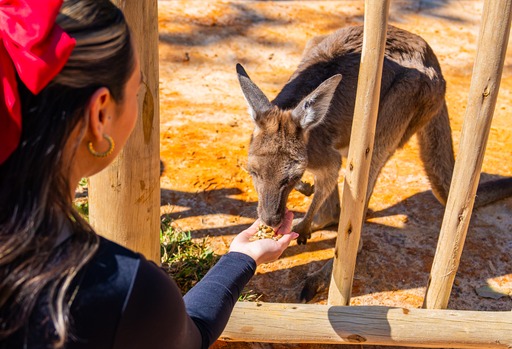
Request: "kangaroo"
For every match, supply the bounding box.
[236,25,512,302]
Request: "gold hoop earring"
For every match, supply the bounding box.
[88,134,115,158]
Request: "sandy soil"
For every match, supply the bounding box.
[156,1,511,347]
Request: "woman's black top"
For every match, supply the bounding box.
[7,236,256,349]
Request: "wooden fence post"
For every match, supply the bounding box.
[88,0,161,263]
[423,0,512,309]
[328,0,390,306]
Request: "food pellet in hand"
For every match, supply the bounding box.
[252,224,281,241]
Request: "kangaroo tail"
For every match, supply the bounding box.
[419,101,512,207]
[417,102,455,205]
[474,177,512,208]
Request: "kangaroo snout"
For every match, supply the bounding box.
[258,209,284,229]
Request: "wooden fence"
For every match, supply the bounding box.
[89,0,512,347]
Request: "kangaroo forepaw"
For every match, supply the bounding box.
[292,218,311,245]
[294,180,315,197]
[296,233,310,245]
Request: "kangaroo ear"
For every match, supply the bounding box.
[236,63,272,125]
[291,74,342,131]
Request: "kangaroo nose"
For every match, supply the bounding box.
[261,213,283,229]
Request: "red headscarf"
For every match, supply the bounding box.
[0,0,76,164]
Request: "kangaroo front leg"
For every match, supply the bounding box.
[295,180,315,196]
[294,168,340,245]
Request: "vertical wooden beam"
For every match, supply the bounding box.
[89,0,161,263]
[423,0,512,309]
[328,0,390,306]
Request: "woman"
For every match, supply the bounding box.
[0,0,298,348]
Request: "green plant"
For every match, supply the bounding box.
[160,217,263,301]
[78,177,88,188]
[160,217,219,295]
[74,198,89,219]
[238,289,262,302]
[74,178,89,220]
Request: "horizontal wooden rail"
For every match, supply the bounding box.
[220,302,512,347]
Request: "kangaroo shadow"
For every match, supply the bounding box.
[277,173,511,309]
[160,167,511,310]
[243,256,335,304]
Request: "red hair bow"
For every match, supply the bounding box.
[0,0,76,164]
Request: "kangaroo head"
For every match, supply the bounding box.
[236,64,341,228]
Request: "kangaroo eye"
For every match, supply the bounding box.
[249,170,259,178]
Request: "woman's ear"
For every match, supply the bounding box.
[86,87,114,142]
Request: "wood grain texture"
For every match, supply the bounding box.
[328,0,391,306]
[89,0,160,262]
[221,302,512,347]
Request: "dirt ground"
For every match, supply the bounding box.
[156,0,511,347]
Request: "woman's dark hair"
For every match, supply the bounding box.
[0,0,135,347]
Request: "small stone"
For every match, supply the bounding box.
[475,285,512,300]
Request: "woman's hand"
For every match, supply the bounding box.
[229,210,298,265]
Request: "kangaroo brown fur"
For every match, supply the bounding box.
[236,25,512,302]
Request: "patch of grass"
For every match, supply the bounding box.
[238,289,263,302]
[160,218,261,302]
[160,217,219,295]
[78,177,88,188]
[159,217,261,301]
[74,198,89,219]
[74,178,89,220]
